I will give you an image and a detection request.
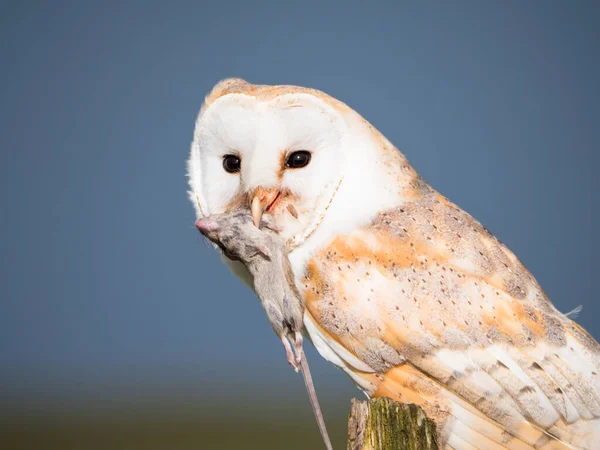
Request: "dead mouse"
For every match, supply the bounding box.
[196,210,333,450]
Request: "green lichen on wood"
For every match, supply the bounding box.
[347,397,439,450]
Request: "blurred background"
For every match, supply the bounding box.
[1,1,598,449]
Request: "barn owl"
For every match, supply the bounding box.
[187,78,599,449]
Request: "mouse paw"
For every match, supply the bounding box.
[281,335,299,372]
[294,332,304,364]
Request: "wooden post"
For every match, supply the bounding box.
[347,397,440,450]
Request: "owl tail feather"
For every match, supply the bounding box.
[364,365,576,450]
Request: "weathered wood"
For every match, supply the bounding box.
[347,397,439,450]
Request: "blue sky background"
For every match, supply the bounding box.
[0,0,598,417]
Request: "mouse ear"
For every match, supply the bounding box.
[195,218,218,233]
[255,244,272,259]
[260,216,282,233]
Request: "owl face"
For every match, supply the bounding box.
[189,91,348,241]
[189,79,414,262]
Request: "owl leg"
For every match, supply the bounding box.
[281,335,299,373]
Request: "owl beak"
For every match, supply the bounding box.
[250,187,281,227]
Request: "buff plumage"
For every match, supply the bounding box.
[188,78,600,449]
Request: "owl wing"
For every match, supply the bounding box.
[301,194,600,449]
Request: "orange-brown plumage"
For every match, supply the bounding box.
[302,188,600,449]
[189,79,600,449]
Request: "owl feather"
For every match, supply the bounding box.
[188,78,599,450]
[302,194,600,449]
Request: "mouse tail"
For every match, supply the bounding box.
[299,349,334,450]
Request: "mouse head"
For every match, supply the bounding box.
[195,211,280,261]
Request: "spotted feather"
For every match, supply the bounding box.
[302,196,600,449]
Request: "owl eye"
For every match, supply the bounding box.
[223,154,241,173]
[286,151,311,169]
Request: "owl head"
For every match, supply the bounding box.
[188,78,415,256]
